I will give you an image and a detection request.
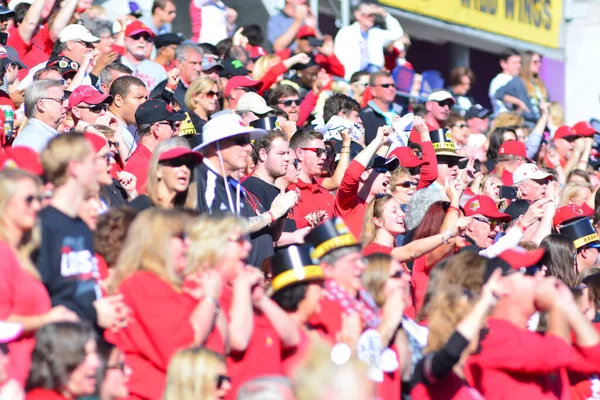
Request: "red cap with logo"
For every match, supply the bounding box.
[125,20,156,39]
[464,195,511,222]
[388,146,425,168]
[553,204,593,228]
[498,140,527,159]
[554,125,578,140]
[297,26,317,39]
[572,121,596,137]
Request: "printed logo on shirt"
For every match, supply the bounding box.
[60,236,98,280]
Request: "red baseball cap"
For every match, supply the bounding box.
[84,132,108,153]
[388,146,425,168]
[158,147,204,164]
[498,140,527,159]
[125,20,155,39]
[464,195,511,222]
[553,204,592,228]
[68,85,112,111]
[554,125,578,141]
[572,121,596,137]
[484,248,546,280]
[248,45,267,59]
[297,26,317,39]
[1,147,43,175]
[224,76,262,97]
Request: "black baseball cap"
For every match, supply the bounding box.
[366,154,399,171]
[219,58,249,78]
[155,33,184,49]
[0,6,15,17]
[135,99,186,125]
[465,104,491,120]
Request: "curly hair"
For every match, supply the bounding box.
[95,206,138,267]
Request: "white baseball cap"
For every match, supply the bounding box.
[195,114,267,150]
[427,90,455,104]
[0,321,22,343]
[235,92,273,115]
[513,163,553,184]
[58,24,100,43]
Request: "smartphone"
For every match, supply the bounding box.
[0,32,7,46]
[499,185,518,200]
[308,37,324,47]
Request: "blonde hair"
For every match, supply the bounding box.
[549,101,564,127]
[0,169,41,279]
[425,285,475,353]
[252,54,281,81]
[41,133,93,187]
[479,173,506,210]
[106,208,192,293]
[489,112,524,132]
[361,253,392,308]
[519,51,548,102]
[146,137,198,209]
[361,194,395,245]
[389,166,411,192]
[184,77,218,111]
[164,347,225,400]
[558,182,592,207]
[188,214,248,271]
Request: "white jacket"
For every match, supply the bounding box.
[334,14,403,81]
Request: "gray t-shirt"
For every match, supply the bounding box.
[121,58,167,92]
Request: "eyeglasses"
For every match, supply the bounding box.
[232,134,252,146]
[97,153,113,165]
[216,374,231,389]
[390,270,403,279]
[161,155,195,169]
[375,83,395,89]
[279,99,300,107]
[106,361,126,372]
[78,103,108,113]
[437,158,460,168]
[156,121,178,130]
[454,123,467,129]
[399,181,417,188]
[435,100,454,108]
[301,147,326,157]
[25,194,42,205]
[291,159,299,169]
[472,216,500,229]
[130,33,154,42]
[204,90,220,99]
[108,140,119,149]
[41,97,66,105]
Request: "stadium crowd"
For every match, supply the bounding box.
[1,0,600,399]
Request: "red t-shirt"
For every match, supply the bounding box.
[465,317,575,400]
[105,271,223,400]
[363,242,393,256]
[282,328,311,378]
[334,160,367,240]
[412,255,435,317]
[288,177,334,229]
[124,144,153,194]
[411,372,484,400]
[0,241,51,386]
[26,389,68,400]
[308,295,347,344]
[7,25,53,79]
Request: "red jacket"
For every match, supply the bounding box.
[276,49,345,78]
[124,144,152,194]
[333,160,367,240]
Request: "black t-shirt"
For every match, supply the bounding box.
[36,206,100,325]
[129,194,154,212]
[242,176,297,233]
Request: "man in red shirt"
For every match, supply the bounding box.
[466,248,600,400]
[334,125,398,240]
[124,98,185,193]
[494,140,528,186]
[288,127,335,229]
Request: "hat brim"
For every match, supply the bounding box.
[475,210,512,223]
[166,112,187,122]
[202,63,224,72]
[514,172,553,184]
[160,150,204,164]
[376,156,400,172]
[237,104,274,116]
[401,158,426,168]
[435,151,461,158]
[194,128,267,151]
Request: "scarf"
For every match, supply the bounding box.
[324,280,380,329]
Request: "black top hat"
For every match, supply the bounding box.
[270,244,324,293]
[250,116,280,131]
[305,217,359,260]
[560,217,600,250]
[430,128,460,157]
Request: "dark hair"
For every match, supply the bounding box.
[413,201,450,240]
[271,282,310,312]
[26,322,96,392]
[449,66,476,87]
[413,103,427,118]
[369,70,392,87]
[486,127,517,161]
[500,49,520,62]
[216,38,233,58]
[289,126,323,150]
[14,3,29,25]
[540,234,578,287]
[267,84,299,107]
[349,70,369,84]
[445,112,465,129]
[252,130,287,165]
[95,206,138,267]
[242,24,264,46]
[224,46,249,67]
[323,93,360,124]
[198,43,219,57]
[109,76,146,100]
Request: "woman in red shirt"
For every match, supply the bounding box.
[105,208,226,400]
[0,169,79,387]
[26,321,101,400]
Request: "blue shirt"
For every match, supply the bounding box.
[12,118,59,153]
[267,10,298,51]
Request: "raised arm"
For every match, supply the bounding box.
[49,0,78,42]
[18,0,45,43]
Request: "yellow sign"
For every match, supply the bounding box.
[380,0,562,49]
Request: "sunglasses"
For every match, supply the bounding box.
[106,361,126,372]
[161,155,195,169]
[399,181,417,188]
[130,33,154,42]
[472,216,500,229]
[205,90,220,99]
[436,100,454,108]
[390,270,403,279]
[376,83,395,89]
[217,374,231,389]
[108,140,120,149]
[25,194,42,205]
[232,134,252,146]
[291,159,299,169]
[279,99,300,107]
[78,103,108,113]
[437,158,460,168]
[301,147,326,157]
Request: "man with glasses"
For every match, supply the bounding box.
[360,71,401,145]
[124,99,185,193]
[445,112,470,149]
[513,163,553,202]
[267,84,301,124]
[140,0,177,36]
[12,80,66,152]
[121,20,167,91]
[463,195,512,249]
[68,85,112,129]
